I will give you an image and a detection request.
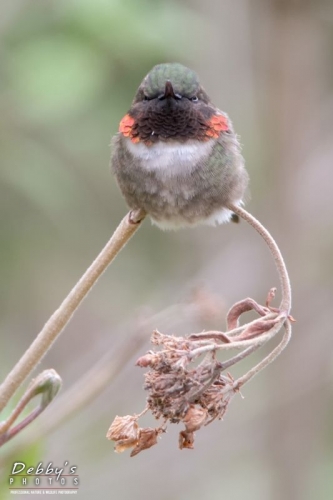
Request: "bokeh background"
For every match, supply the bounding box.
[1,1,333,499]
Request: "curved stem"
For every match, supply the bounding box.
[0,209,146,413]
[220,344,261,371]
[190,312,277,341]
[191,316,284,354]
[233,320,292,389]
[227,203,292,313]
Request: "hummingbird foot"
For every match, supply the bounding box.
[128,208,146,225]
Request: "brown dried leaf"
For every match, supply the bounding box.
[188,331,231,343]
[130,427,159,457]
[236,318,280,341]
[226,298,269,330]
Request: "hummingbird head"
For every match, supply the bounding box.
[119,63,229,144]
[134,62,206,103]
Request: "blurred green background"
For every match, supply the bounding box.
[1,0,333,499]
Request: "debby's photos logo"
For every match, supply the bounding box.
[9,461,79,495]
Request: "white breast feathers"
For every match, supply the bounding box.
[125,138,215,177]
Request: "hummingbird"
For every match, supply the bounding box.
[111,63,248,229]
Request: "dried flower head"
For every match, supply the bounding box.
[107,290,292,456]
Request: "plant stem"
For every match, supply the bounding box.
[0,369,61,446]
[219,344,261,371]
[234,320,292,389]
[227,203,292,313]
[0,209,146,413]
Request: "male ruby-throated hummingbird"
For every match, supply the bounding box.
[111,63,248,229]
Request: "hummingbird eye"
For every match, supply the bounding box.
[190,96,198,102]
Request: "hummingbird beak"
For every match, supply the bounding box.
[164,80,175,98]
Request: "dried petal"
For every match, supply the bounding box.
[179,430,195,450]
[136,353,156,367]
[182,405,208,432]
[114,440,137,454]
[106,415,139,453]
[266,287,277,308]
[130,427,159,457]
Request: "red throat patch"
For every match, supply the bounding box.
[119,114,139,143]
[205,114,229,139]
[119,112,229,144]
